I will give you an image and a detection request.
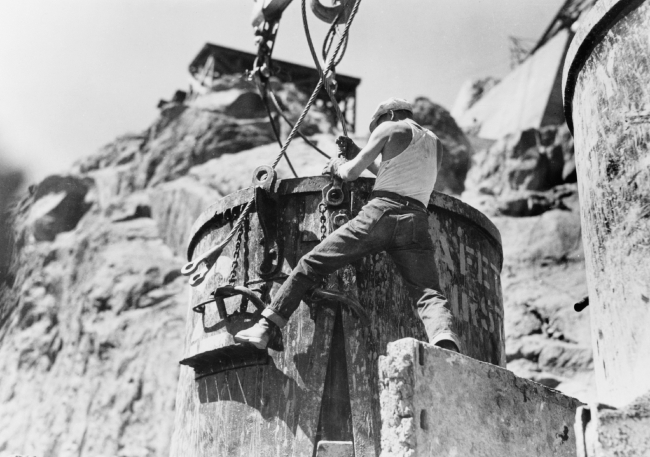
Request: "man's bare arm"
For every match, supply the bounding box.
[366,159,380,176]
[337,123,393,181]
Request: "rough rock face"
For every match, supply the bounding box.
[465,124,577,217]
[0,165,24,279]
[411,97,473,195]
[28,175,93,242]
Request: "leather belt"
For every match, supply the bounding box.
[370,190,427,211]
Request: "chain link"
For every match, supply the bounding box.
[227,216,247,286]
[318,202,328,242]
[318,202,330,288]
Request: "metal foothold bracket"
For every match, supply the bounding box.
[180,344,270,379]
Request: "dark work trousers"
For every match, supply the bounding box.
[261,196,460,348]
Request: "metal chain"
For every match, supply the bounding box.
[227,217,247,285]
[242,215,250,286]
[318,202,328,242]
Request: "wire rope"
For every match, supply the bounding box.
[301,0,351,136]
[267,88,330,159]
[258,82,299,177]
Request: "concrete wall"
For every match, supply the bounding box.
[379,338,581,457]
[455,30,569,140]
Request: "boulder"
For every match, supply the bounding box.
[466,124,574,200]
[27,175,92,242]
[497,184,578,217]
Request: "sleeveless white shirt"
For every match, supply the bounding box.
[373,119,440,206]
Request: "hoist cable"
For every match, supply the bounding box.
[322,15,348,67]
[301,0,353,136]
[258,82,299,177]
[322,12,341,61]
[271,0,361,165]
[267,88,331,159]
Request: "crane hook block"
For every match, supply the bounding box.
[252,0,294,26]
[311,0,353,24]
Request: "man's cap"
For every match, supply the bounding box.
[369,98,413,132]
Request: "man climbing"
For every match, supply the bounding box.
[235,98,461,353]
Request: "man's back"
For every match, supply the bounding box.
[379,120,413,162]
[373,119,441,206]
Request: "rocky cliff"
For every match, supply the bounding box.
[0,75,591,456]
[463,125,593,400]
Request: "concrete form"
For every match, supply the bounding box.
[379,338,582,457]
[563,0,650,409]
[563,1,650,454]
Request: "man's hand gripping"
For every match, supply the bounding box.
[322,136,360,178]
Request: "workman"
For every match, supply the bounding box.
[235,98,461,353]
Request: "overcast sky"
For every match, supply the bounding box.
[0,0,564,183]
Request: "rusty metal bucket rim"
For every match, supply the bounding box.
[187,176,502,263]
[562,0,646,133]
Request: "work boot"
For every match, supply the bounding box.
[234,317,278,350]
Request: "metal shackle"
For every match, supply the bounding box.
[332,210,349,227]
[325,186,345,206]
[252,165,277,191]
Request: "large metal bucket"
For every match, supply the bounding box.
[171,176,504,457]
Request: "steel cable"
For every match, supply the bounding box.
[267,88,330,159]
[302,0,350,136]
[258,81,299,177]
